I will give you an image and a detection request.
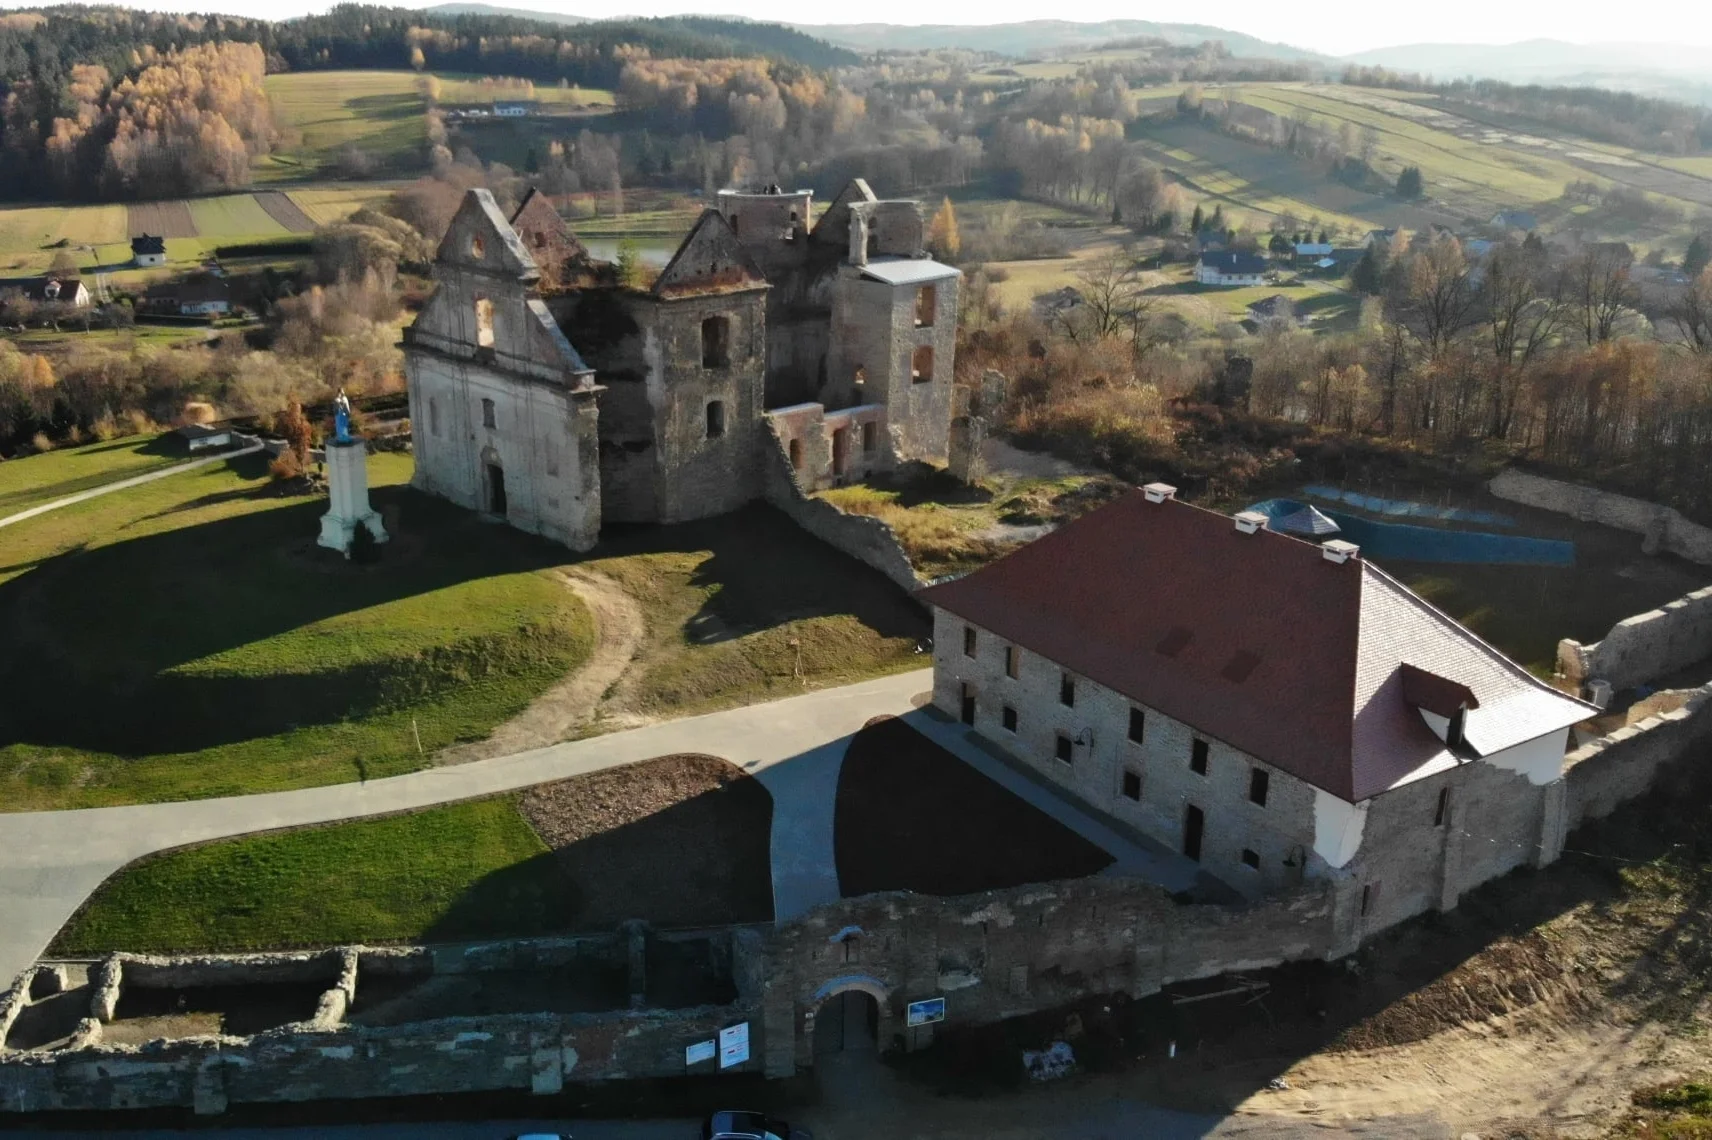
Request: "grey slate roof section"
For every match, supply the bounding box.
[859,256,961,286]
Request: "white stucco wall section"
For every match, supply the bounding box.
[1480,726,1570,786]
[1312,791,1369,869]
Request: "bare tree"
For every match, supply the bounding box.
[1056,247,1163,358]
[1389,235,1478,360]
[1668,266,1712,355]
[1568,246,1636,345]
[1479,241,1567,435]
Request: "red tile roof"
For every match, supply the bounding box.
[921,489,1594,802]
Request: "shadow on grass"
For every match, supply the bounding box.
[0,495,925,757]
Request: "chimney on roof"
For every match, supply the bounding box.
[1321,539,1360,564]
[1233,510,1268,535]
[1142,482,1177,504]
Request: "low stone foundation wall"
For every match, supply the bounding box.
[758,423,924,595]
[1489,468,1712,565]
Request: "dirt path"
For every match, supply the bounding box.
[435,568,646,764]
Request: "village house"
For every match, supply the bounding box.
[403,182,961,550]
[1244,294,1301,329]
[1292,241,1333,264]
[141,277,232,316]
[1491,209,1538,232]
[922,484,1595,934]
[0,276,91,307]
[130,234,167,268]
[1194,250,1267,287]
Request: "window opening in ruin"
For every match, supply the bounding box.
[730,214,740,234]
[481,398,496,429]
[533,231,546,248]
[912,344,934,383]
[1183,805,1204,861]
[1128,708,1145,743]
[866,232,877,258]
[832,426,850,477]
[915,284,937,327]
[1004,645,1019,679]
[852,366,867,401]
[1249,768,1270,806]
[1434,787,1450,827]
[861,421,877,453]
[963,626,976,656]
[1360,882,1379,917]
[471,235,485,259]
[1002,705,1017,733]
[1059,672,1075,708]
[1190,738,1209,775]
[486,462,507,516]
[1121,769,1142,801]
[701,315,731,368]
[1242,848,1261,870]
[475,296,495,349]
[960,682,976,726]
[428,398,439,436]
[789,438,803,471]
[841,936,859,964]
[1055,734,1073,765]
[706,400,726,439]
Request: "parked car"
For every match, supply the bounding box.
[704,1110,811,1140]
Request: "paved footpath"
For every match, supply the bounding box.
[0,442,264,531]
[0,671,932,986]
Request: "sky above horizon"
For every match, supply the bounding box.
[3,0,1708,57]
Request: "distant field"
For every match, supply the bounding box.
[186,194,289,240]
[0,204,128,273]
[433,74,615,107]
[265,70,428,174]
[287,185,403,226]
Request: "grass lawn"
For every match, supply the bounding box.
[0,203,129,274]
[50,797,573,955]
[0,432,179,518]
[835,716,1114,896]
[264,70,427,175]
[586,505,930,721]
[432,74,615,106]
[0,451,595,810]
[287,184,404,227]
[54,753,774,954]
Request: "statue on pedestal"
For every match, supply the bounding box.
[317,388,389,558]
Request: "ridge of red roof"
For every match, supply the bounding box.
[921,489,1367,800]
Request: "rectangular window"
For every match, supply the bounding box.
[1002,706,1017,733]
[705,400,726,439]
[1190,738,1209,775]
[862,421,877,453]
[1241,848,1261,870]
[481,397,496,429]
[911,344,934,383]
[1249,768,1270,807]
[1121,769,1142,801]
[474,296,495,349]
[428,397,440,437]
[1360,882,1379,917]
[1004,646,1019,679]
[1128,707,1145,743]
[1183,804,1204,861]
[1059,673,1075,708]
[1434,786,1450,827]
[962,626,976,657]
[700,315,730,368]
[915,283,937,327]
[1054,734,1073,765]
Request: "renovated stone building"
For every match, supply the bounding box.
[403,182,962,548]
[922,483,1596,935]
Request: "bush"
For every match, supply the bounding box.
[29,431,53,454]
[268,449,303,482]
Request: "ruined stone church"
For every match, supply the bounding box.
[403,181,962,550]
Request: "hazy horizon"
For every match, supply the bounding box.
[1,0,1708,58]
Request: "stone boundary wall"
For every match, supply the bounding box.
[1564,680,1712,830]
[1488,468,1712,565]
[757,423,924,595]
[1488,469,1712,689]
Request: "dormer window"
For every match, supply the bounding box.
[1399,663,1480,750]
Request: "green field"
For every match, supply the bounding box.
[264,70,428,176]
[288,184,404,226]
[51,797,571,955]
[0,451,595,810]
[433,74,615,107]
[187,194,290,239]
[0,204,127,274]
[0,433,179,519]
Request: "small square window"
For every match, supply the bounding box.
[1004,646,1020,679]
[1128,708,1145,743]
[1002,706,1018,733]
[1059,673,1075,708]
[1241,849,1261,870]
[1190,738,1209,775]
[1249,768,1270,806]
[962,626,976,657]
[1054,734,1073,764]
[1121,770,1142,801]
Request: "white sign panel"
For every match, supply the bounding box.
[685,1039,716,1066]
[718,1022,750,1069]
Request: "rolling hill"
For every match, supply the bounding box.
[794,19,1329,62]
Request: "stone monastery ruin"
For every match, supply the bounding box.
[403,181,961,548]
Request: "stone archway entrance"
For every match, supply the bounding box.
[814,989,878,1055]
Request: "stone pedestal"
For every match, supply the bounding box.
[318,439,388,556]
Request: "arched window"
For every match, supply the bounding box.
[470,235,485,259]
[701,315,730,368]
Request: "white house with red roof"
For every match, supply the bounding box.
[921,483,1595,934]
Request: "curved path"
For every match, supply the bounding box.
[0,670,934,987]
[0,442,265,531]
